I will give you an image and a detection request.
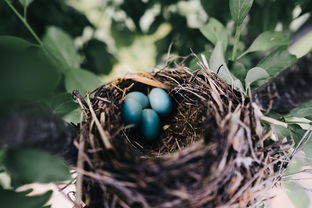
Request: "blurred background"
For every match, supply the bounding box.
[0,0,312,207]
[0,0,311,121]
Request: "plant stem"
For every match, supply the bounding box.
[236,50,249,60]
[231,24,242,61]
[5,0,43,46]
[23,6,27,20]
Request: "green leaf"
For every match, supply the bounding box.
[0,36,33,50]
[257,46,297,76]
[189,51,212,71]
[272,124,306,145]
[285,158,304,175]
[0,46,61,103]
[199,18,228,51]
[0,187,52,208]
[45,93,82,124]
[247,31,290,53]
[287,100,312,121]
[283,182,310,208]
[245,67,269,88]
[303,135,312,165]
[209,42,244,92]
[230,61,247,83]
[65,68,102,95]
[19,0,34,8]
[43,26,80,71]
[289,124,306,146]
[4,148,71,187]
[272,124,290,140]
[229,0,254,25]
[63,108,83,124]
[47,93,79,117]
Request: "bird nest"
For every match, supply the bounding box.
[76,67,291,208]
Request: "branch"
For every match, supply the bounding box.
[0,108,77,164]
[253,52,312,114]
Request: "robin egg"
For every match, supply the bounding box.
[122,98,143,127]
[148,88,172,116]
[141,109,160,141]
[126,91,149,108]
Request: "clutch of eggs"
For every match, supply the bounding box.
[122,88,172,141]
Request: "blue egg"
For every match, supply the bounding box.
[148,88,172,116]
[122,98,143,127]
[141,109,160,141]
[126,91,149,108]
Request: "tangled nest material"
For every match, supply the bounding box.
[76,66,292,208]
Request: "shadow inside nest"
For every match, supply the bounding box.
[78,68,291,208]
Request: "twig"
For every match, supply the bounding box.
[86,93,113,150]
[5,0,43,46]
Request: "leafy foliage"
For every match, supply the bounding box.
[4,148,71,187]
[283,182,310,208]
[209,42,244,91]
[257,46,297,76]
[47,93,78,117]
[65,68,102,94]
[287,100,312,121]
[245,67,269,88]
[199,18,228,51]
[0,187,52,208]
[43,26,80,69]
[245,31,290,54]
[230,0,254,25]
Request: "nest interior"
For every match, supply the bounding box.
[78,68,291,208]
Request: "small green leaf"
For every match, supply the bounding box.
[289,124,306,146]
[43,26,80,71]
[229,0,254,25]
[209,42,244,92]
[63,108,83,124]
[272,124,290,140]
[189,51,212,71]
[47,93,79,117]
[287,100,312,121]
[65,68,102,95]
[4,148,71,187]
[247,31,290,53]
[283,182,310,208]
[257,46,297,76]
[45,93,82,124]
[199,18,228,51]
[245,67,269,88]
[0,187,52,208]
[19,0,34,8]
